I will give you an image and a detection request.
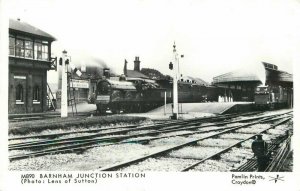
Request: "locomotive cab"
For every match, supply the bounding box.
[254,86,271,109]
[254,85,276,109]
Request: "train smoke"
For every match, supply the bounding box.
[72,53,116,78]
[235,59,266,85]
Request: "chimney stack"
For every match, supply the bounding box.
[124,59,128,76]
[134,56,140,71]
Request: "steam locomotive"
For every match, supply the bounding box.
[94,78,166,114]
[92,75,220,114]
[254,85,289,109]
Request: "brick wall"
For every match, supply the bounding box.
[9,64,47,114]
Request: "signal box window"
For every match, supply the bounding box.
[16,84,24,104]
[34,42,42,60]
[33,85,41,104]
[35,41,49,61]
[33,86,40,101]
[9,36,15,56]
[25,40,33,58]
[15,38,34,58]
[16,39,25,57]
[42,42,49,61]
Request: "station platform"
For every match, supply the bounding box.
[124,102,254,120]
[9,102,254,120]
[149,102,254,115]
[56,102,254,115]
[55,102,97,113]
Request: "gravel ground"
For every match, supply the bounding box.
[241,139,254,149]
[169,146,222,159]
[9,153,84,170]
[267,129,287,135]
[9,109,292,171]
[9,143,165,171]
[123,136,157,142]
[149,136,193,147]
[199,122,217,126]
[126,130,155,136]
[261,133,278,142]
[197,126,224,132]
[197,138,240,147]
[139,119,156,126]
[220,148,254,163]
[235,124,270,134]
[9,138,43,145]
[9,149,33,156]
[59,132,99,139]
[224,122,247,128]
[188,132,220,139]
[189,160,234,171]
[274,124,290,130]
[9,124,136,139]
[219,133,254,140]
[160,130,195,137]
[121,157,199,171]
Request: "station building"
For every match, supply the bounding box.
[8,19,56,113]
[212,62,293,103]
[123,57,150,80]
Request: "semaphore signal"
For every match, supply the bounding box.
[59,57,82,77]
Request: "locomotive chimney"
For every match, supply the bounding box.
[103,68,110,79]
[134,56,140,71]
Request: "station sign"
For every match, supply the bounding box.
[70,79,89,89]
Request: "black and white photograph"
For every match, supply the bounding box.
[0,0,299,190]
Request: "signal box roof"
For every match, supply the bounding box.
[9,19,56,41]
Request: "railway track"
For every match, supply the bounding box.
[98,115,292,171]
[9,111,261,141]
[8,112,93,122]
[8,111,263,148]
[9,111,291,162]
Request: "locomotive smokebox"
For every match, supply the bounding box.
[103,68,110,79]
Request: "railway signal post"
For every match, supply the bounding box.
[171,43,179,119]
[61,50,68,117]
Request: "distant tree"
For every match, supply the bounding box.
[140,68,167,80]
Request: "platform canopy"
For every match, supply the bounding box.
[213,62,293,85]
[213,70,262,84]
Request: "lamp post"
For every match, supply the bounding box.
[61,50,68,117]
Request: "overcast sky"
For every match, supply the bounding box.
[7,0,300,83]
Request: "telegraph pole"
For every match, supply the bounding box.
[172,42,179,119]
[61,50,68,117]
